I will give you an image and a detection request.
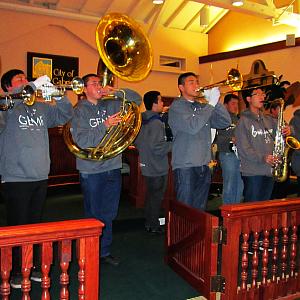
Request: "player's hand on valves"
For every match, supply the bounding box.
[33,75,51,89]
[39,82,62,101]
[282,125,291,136]
[104,112,122,128]
[265,154,279,166]
[99,85,115,98]
[203,87,220,107]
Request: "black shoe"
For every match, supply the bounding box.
[31,268,42,282]
[146,227,163,235]
[101,255,120,267]
[10,274,22,289]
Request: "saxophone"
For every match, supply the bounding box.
[272,98,300,182]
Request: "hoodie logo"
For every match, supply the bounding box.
[18,114,44,129]
[251,125,273,143]
[89,109,107,128]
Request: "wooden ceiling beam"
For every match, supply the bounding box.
[183,10,201,30]
[144,5,160,23]
[164,0,188,27]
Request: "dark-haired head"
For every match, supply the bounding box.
[143,90,161,110]
[241,85,264,107]
[1,69,25,92]
[224,93,239,105]
[82,73,99,87]
[178,72,197,86]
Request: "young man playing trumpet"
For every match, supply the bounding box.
[0,69,73,288]
[168,72,231,210]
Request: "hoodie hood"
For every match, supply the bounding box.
[293,108,300,119]
[240,108,264,121]
[141,110,160,121]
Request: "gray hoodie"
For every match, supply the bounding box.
[168,97,231,170]
[235,109,277,176]
[290,109,300,176]
[135,111,172,177]
[71,97,122,174]
[0,83,73,182]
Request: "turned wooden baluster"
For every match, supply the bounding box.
[241,232,249,291]
[290,225,297,278]
[77,238,86,300]
[271,228,279,283]
[59,240,72,300]
[0,247,12,299]
[251,231,259,288]
[21,244,33,300]
[41,242,53,300]
[281,226,289,280]
[261,230,270,286]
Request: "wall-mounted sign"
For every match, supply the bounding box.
[27,52,79,85]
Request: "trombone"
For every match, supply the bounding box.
[195,68,281,101]
[196,68,244,97]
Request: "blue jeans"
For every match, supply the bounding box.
[219,152,243,204]
[173,166,211,210]
[80,169,121,257]
[242,175,274,202]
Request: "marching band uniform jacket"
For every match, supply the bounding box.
[235,109,277,177]
[71,98,122,174]
[0,82,73,182]
[168,97,231,170]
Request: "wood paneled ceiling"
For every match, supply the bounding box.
[0,0,299,34]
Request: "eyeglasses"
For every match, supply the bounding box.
[86,81,102,87]
[251,93,266,97]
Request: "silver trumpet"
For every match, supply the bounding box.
[0,85,35,111]
[35,76,84,102]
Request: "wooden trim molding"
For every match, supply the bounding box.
[199,37,300,64]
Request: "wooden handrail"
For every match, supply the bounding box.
[0,219,103,300]
[0,219,102,246]
[221,198,300,217]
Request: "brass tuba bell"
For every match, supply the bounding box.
[63,13,153,160]
[96,13,153,82]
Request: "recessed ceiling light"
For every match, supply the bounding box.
[153,0,164,4]
[232,0,244,6]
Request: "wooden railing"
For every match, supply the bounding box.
[0,218,103,300]
[165,200,218,299]
[221,198,300,300]
[166,198,300,300]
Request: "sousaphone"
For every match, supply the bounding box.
[63,13,153,160]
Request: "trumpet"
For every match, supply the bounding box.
[0,77,84,110]
[0,85,35,110]
[35,76,84,103]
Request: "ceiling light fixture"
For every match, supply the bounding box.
[153,0,164,4]
[231,0,244,6]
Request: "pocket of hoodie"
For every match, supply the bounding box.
[5,145,49,179]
